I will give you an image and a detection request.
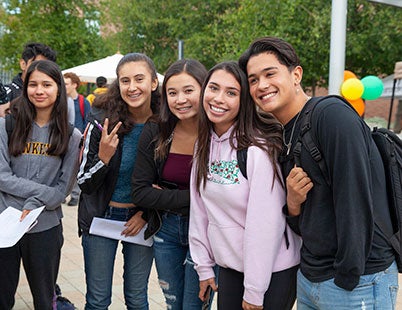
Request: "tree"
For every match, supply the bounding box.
[0,0,107,73]
[100,0,242,72]
[213,0,332,92]
[101,0,401,91]
[2,0,400,93]
[346,1,402,78]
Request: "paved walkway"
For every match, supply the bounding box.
[13,202,211,310]
[13,202,402,309]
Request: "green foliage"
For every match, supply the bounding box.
[101,0,241,72]
[1,0,401,91]
[0,0,107,73]
[346,0,402,78]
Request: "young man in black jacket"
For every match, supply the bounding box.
[239,36,398,309]
[0,80,7,105]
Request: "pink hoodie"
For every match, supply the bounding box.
[189,126,301,306]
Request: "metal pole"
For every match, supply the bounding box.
[388,62,402,129]
[387,79,397,129]
[328,0,348,95]
[178,40,184,60]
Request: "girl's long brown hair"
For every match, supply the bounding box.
[194,61,283,190]
[155,59,207,160]
[93,53,160,135]
[8,60,70,157]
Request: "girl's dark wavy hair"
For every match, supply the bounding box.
[93,53,160,134]
[154,59,207,160]
[8,60,70,156]
[194,61,284,190]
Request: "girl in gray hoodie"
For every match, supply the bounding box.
[0,60,81,309]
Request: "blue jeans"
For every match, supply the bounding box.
[297,261,399,309]
[82,207,154,310]
[153,212,211,310]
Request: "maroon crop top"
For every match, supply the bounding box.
[161,153,193,190]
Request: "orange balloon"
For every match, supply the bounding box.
[344,70,357,81]
[347,98,365,117]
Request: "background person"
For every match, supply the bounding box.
[0,80,8,105]
[63,72,91,206]
[77,53,160,310]
[189,61,301,310]
[0,42,57,117]
[86,76,108,105]
[64,72,91,133]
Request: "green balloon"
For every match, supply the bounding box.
[361,75,383,100]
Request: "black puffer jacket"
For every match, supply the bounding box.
[131,120,191,239]
[0,80,8,104]
[77,108,121,235]
[5,74,23,102]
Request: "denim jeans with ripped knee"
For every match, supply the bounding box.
[153,212,215,310]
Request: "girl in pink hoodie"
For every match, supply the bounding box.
[189,61,301,310]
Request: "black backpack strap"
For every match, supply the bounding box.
[5,113,15,142]
[237,148,248,179]
[294,95,356,187]
[293,96,331,186]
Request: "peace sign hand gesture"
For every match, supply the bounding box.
[98,118,122,165]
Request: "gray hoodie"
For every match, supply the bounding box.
[0,117,81,233]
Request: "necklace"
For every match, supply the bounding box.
[283,110,302,156]
[283,96,312,155]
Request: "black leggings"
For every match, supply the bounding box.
[217,265,298,310]
[0,224,63,310]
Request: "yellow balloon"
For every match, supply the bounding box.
[341,78,364,101]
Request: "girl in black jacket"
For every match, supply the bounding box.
[131,59,213,309]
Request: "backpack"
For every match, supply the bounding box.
[0,81,8,104]
[78,94,85,121]
[292,95,402,272]
[237,148,248,179]
[53,284,76,310]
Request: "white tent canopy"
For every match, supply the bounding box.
[62,53,164,84]
[380,74,402,99]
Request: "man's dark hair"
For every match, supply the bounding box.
[96,76,107,87]
[239,36,300,73]
[21,42,57,63]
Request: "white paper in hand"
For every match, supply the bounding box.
[0,206,45,248]
[89,217,153,247]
